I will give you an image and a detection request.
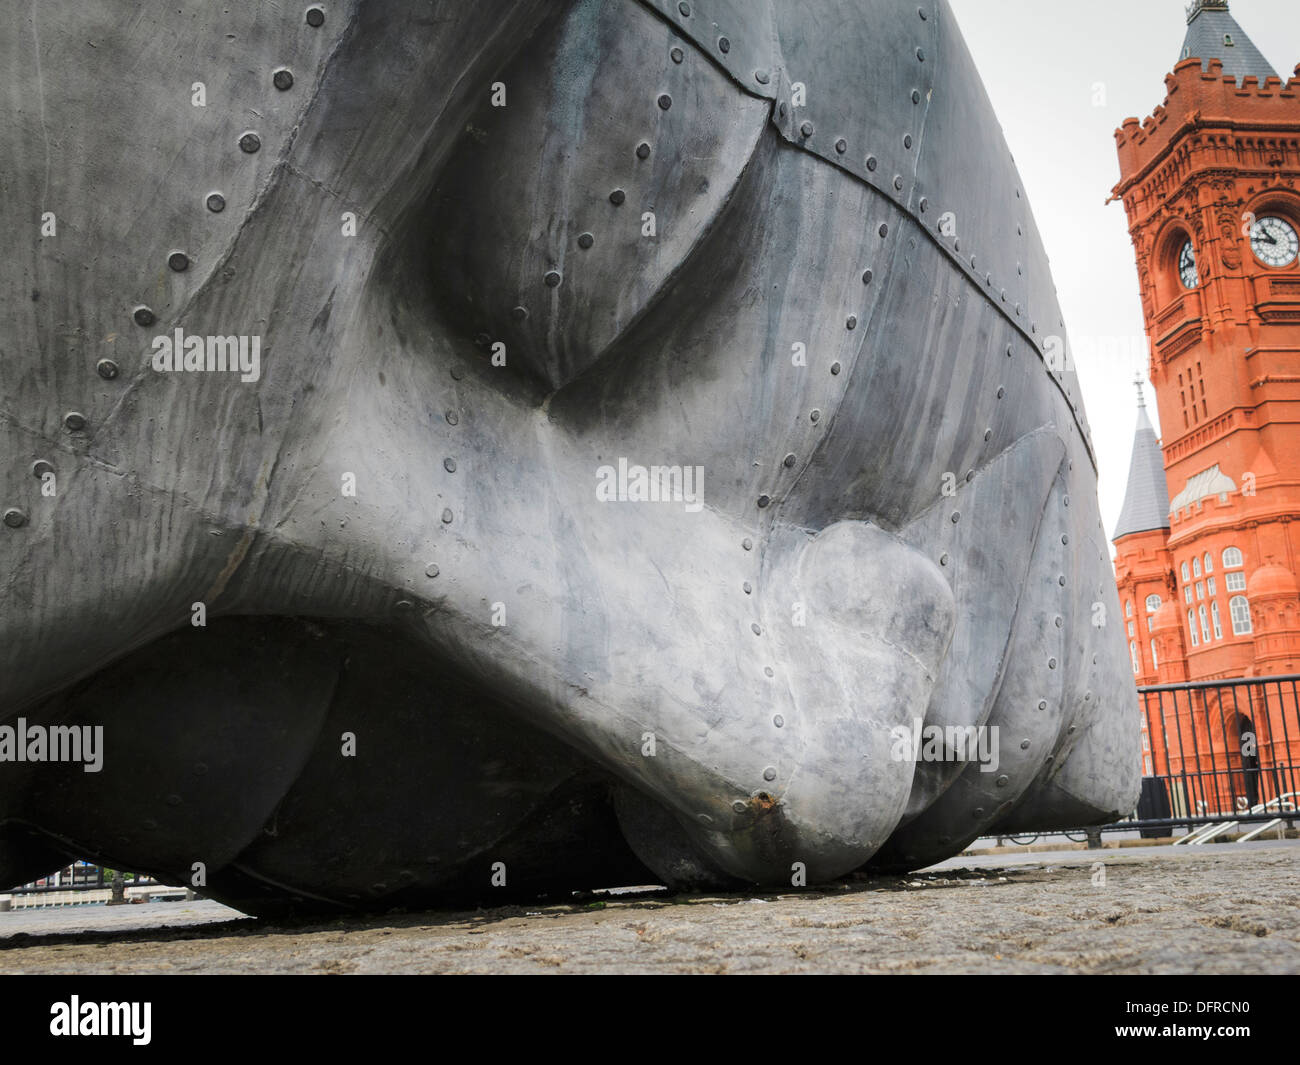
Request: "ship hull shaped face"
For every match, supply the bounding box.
[0,0,1138,913]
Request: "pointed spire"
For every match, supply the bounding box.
[1113,382,1172,542]
[1180,1,1278,86]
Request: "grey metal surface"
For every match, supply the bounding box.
[0,0,1138,914]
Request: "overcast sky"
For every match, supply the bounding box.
[946,0,1300,544]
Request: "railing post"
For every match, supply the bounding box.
[108,870,126,906]
[1085,827,1103,849]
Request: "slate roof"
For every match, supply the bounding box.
[1113,399,1172,541]
[1179,1,1278,86]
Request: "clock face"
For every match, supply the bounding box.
[1178,240,1199,289]
[1250,216,1300,268]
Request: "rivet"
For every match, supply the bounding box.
[1006,344,1014,357]
[1068,725,1077,735]
[697,813,713,826]
[425,563,440,578]
[830,362,841,375]
[443,457,457,473]
[965,470,974,482]
[636,141,651,159]
[1000,288,1007,301]
[742,537,753,551]
[395,599,413,613]
[63,412,87,432]
[450,366,464,380]
[305,5,324,27]
[31,460,54,480]
[763,766,777,782]
[974,807,985,817]
[577,232,594,250]
[743,581,752,594]
[919,196,928,212]
[757,494,771,508]
[754,69,770,85]
[206,192,226,213]
[800,120,814,137]
[678,1,690,14]
[918,6,928,18]
[940,552,949,566]
[96,358,119,380]
[445,410,459,425]
[1048,657,1057,669]
[3,508,28,529]
[1058,575,1066,586]
[773,714,784,728]
[1054,616,1063,628]
[911,89,921,104]
[983,428,992,441]
[1061,534,1069,545]
[133,307,155,327]
[718,36,730,53]
[916,47,925,61]
[609,188,626,205]
[239,131,261,154]
[893,175,904,191]
[950,511,960,524]
[810,409,821,423]
[996,774,1009,788]
[1063,495,1070,507]
[544,270,562,287]
[751,623,762,636]
[783,453,796,468]
[670,46,685,63]
[1020,739,1030,750]
[168,252,189,272]
[1084,691,1092,701]
[996,386,1005,398]
[878,222,889,238]
[511,306,528,321]
[834,137,847,154]
[846,315,857,330]
[903,134,913,149]
[862,269,873,284]
[1046,755,1054,765]
[658,93,673,110]
[441,508,453,524]
[866,155,878,171]
[273,68,294,91]
[732,800,747,813]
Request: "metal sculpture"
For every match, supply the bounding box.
[0,0,1139,915]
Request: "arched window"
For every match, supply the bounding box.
[1125,601,1133,617]
[1211,600,1223,640]
[1151,639,1159,669]
[1145,594,1162,613]
[1181,562,1190,581]
[1199,605,1211,643]
[1203,553,1213,573]
[1130,641,1140,675]
[1230,596,1252,635]
[1193,557,1202,578]
[1207,576,1216,596]
[1223,547,1243,569]
[1196,582,1204,599]
[1188,610,1199,647]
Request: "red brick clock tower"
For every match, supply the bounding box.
[1111,0,1300,687]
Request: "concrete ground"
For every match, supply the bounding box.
[0,841,1295,974]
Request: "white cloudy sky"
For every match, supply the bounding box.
[946,0,1300,540]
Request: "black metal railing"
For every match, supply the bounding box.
[1121,673,1300,834]
[7,865,163,899]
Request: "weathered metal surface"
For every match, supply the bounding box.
[0,0,1137,914]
